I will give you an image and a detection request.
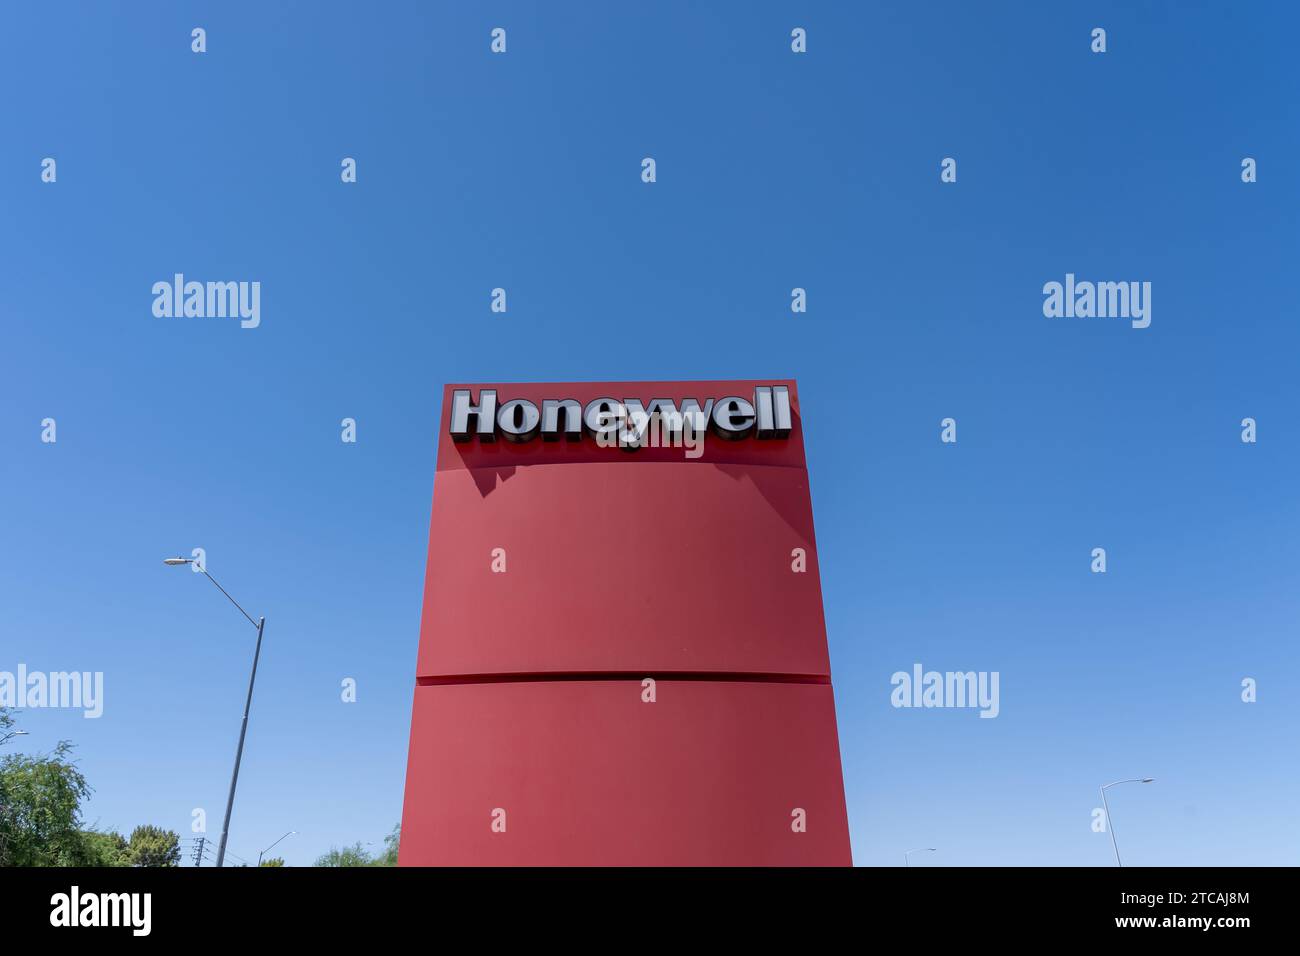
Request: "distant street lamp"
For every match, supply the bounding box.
[258,830,297,867]
[0,729,28,745]
[904,847,937,867]
[165,556,266,869]
[1100,778,1155,867]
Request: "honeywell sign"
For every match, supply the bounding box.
[449,385,793,446]
[401,380,851,865]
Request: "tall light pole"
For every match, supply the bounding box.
[258,830,296,866]
[1100,778,1154,867]
[0,730,28,745]
[165,556,266,869]
[904,847,937,867]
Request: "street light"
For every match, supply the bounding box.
[165,556,266,869]
[258,830,297,866]
[1100,777,1155,867]
[0,730,28,745]
[904,847,937,867]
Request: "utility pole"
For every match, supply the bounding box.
[164,557,267,868]
[191,836,206,867]
[1099,778,1156,867]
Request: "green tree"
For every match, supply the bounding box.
[0,740,92,866]
[122,824,180,867]
[313,824,400,867]
[372,824,400,866]
[0,711,180,868]
[78,829,128,866]
[314,842,373,867]
[259,856,285,867]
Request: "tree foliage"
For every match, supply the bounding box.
[78,829,129,866]
[122,824,180,867]
[0,738,92,866]
[373,824,400,866]
[314,825,400,867]
[0,710,180,867]
[314,842,373,867]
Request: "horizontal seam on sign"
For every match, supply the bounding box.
[441,460,811,473]
[416,671,831,686]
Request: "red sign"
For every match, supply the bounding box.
[399,380,851,865]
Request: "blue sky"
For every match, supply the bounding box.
[2,1,1297,866]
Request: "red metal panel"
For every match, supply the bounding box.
[398,679,851,866]
[400,380,851,865]
[418,459,829,678]
[418,380,830,678]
